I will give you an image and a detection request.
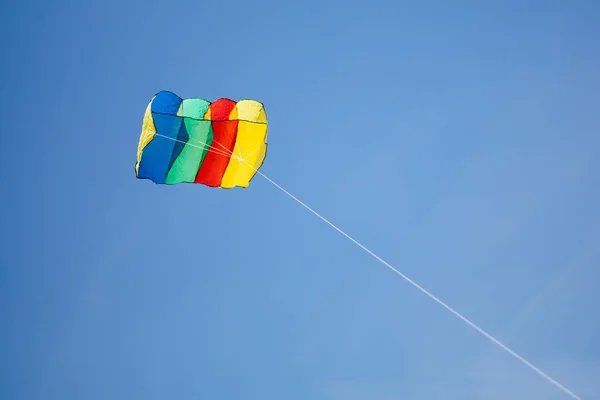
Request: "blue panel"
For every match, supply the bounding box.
[167,118,190,172]
[137,113,182,184]
[151,91,182,115]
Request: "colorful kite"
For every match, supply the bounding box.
[135,90,268,188]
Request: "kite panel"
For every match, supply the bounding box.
[135,91,268,189]
[220,100,268,188]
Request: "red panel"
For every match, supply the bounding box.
[194,99,238,187]
[210,98,236,121]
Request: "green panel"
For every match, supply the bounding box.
[178,98,210,120]
[165,119,213,184]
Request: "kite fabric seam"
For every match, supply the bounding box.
[151,110,267,125]
[149,133,583,400]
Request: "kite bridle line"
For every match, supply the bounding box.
[150,132,583,400]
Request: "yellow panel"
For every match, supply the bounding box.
[236,100,267,123]
[220,99,267,188]
[135,99,157,175]
[220,121,268,188]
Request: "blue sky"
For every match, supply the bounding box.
[1,0,599,399]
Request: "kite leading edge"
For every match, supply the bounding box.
[135,90,268,188]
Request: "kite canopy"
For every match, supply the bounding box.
[135,90,268,188]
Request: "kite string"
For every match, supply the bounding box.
[154,133,235,158]
[251,168,582,400]
[152,133,582,400]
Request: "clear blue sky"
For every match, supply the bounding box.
[1,1,599,399]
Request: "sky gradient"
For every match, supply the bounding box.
[1,0,599,399]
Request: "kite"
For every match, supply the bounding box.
[135,90,268,188]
